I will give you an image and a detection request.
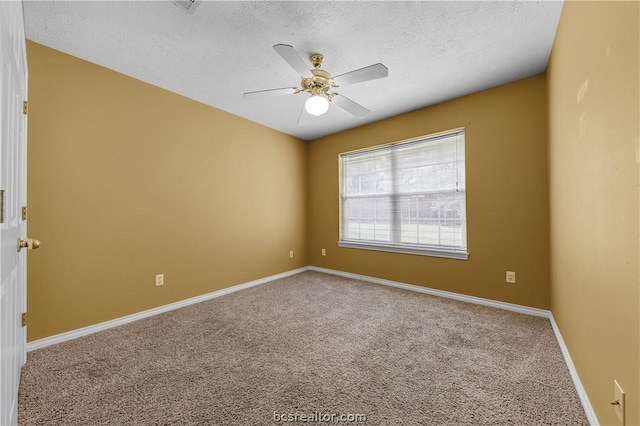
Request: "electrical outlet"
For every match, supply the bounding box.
[506,271,516,284]
[155,274,164,287]
[289,250,294,258]
[321,248,326,256]
[613,380,625,425]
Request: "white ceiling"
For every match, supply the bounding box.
[23,1,563,141]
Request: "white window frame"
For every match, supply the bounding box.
[338,129,468,260]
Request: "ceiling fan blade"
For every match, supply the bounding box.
[243,87,296,99]
[273,44,310,77]
[296,105,312,126]
[332,93,370,118]
[333,63,389,86]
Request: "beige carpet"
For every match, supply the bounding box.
[19,271,588,425]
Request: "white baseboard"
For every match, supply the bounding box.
[308,265,598,425]
[308,266,550,317]
[549,314,599,425]
[27,267,310,352]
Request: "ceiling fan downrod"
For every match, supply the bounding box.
[300,53,337,98]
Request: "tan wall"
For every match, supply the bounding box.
[548,2,640,425]
[26,41,308,341]
[308,75,551,309]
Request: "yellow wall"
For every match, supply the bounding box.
[26,41,308,341]
[548,2,639,425]
[308,75,551,309]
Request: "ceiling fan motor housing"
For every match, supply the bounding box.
[301,68,337,97]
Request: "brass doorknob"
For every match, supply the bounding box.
[17,238,41,252]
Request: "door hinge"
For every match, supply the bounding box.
[23,100,28,115]
[0,190,5,224]
[21,206,27,221]
[21,312,27,327]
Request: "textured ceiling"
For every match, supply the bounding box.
[23,1,563,141]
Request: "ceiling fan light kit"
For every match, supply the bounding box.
[305,95,329,116]
[244,44,388,124]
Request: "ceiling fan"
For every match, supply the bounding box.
[243,44,388,123]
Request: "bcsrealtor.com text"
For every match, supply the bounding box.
[273,411,367,423]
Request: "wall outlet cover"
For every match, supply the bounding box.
[613,380,625,425]
[506,271,516,283]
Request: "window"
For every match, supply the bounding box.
[339,130,468,260]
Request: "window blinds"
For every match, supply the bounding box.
[340,130,467,259]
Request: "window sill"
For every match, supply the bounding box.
[338,240,469,260]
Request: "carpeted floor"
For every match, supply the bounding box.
[19,271,588,425]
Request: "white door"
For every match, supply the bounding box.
[0,1,28,425]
